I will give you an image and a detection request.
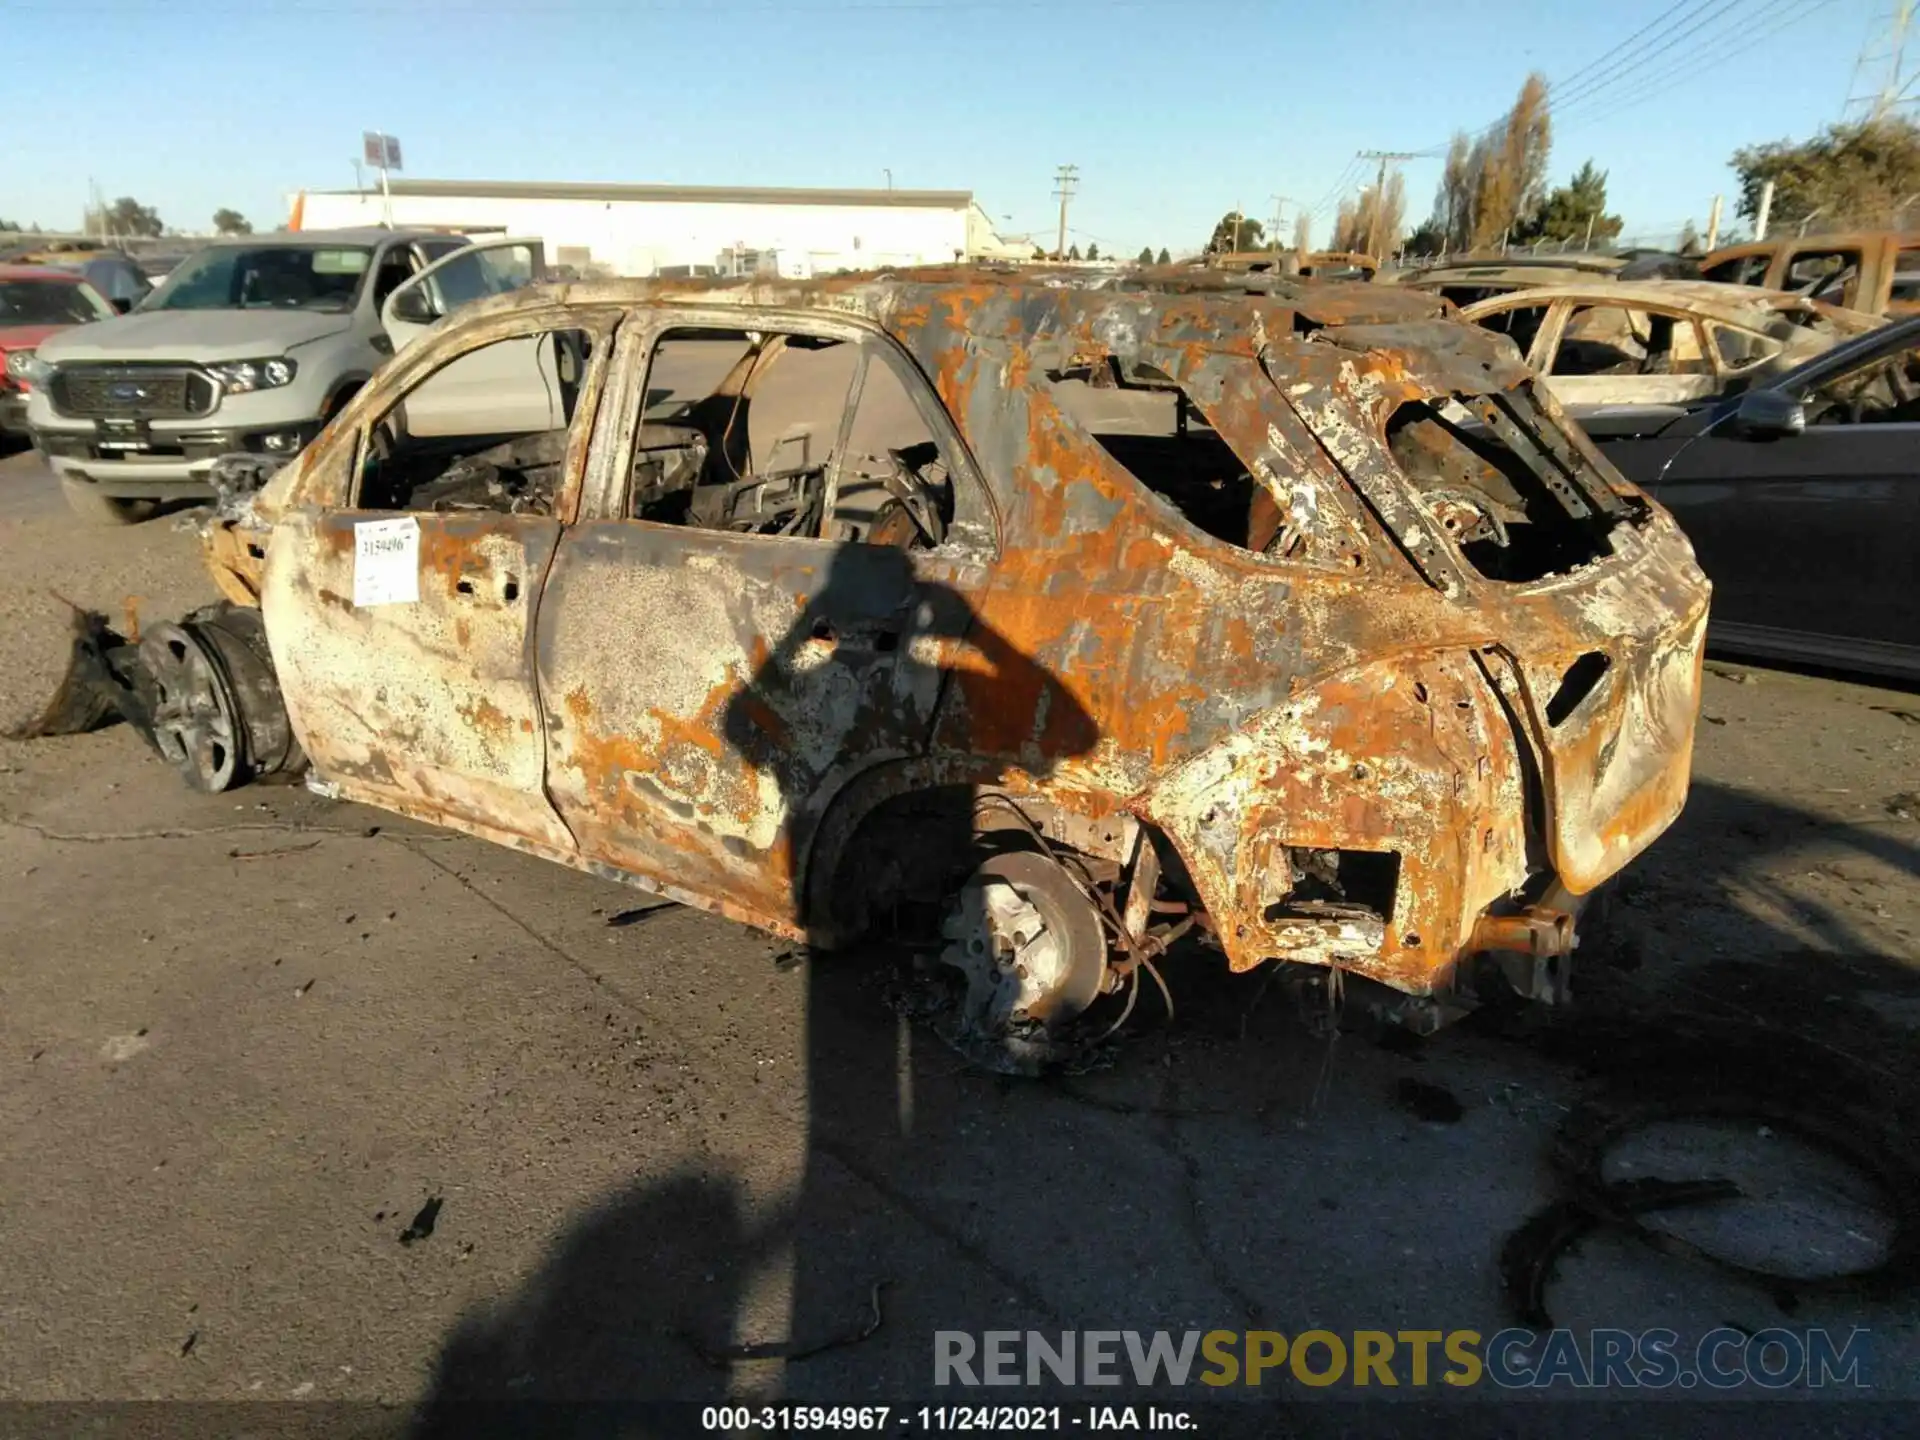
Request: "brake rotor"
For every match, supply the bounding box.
[936,849,1109,1073]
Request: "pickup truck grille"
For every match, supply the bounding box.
[51,365,217,420]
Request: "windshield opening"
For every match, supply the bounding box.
[145,246,373,313]
[0,279,113,327]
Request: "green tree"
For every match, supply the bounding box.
[92,196,164,238]
[1032,245,1048,260]
[1068,243,1082,260]
[1156,247,1170,265]
[213,208,252,235]
[1403,219,1447,257]
[1205,211,1264,253]
[1137,245,1154,264]
[1732,116,1920,231]
[1511,160,1622,247]
[1085,242,1100,260]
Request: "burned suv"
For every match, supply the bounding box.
[56,272,1710,1062]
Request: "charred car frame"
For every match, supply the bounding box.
[64,271,1711,1059]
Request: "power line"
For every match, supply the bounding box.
[1412,0,1755,156]
[1844,1,1920,119]
[1554,0,1839,135]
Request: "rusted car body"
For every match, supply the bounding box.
[1700,230,1920,318]
[1458,281,1883,410]
[1390,254,1627,308]
[195,270,1708,1040]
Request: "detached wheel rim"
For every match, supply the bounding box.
[143,624,242,792]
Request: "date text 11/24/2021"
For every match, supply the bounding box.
[701,1406,1197,1431]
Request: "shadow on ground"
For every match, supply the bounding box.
[410,757,1920,1429]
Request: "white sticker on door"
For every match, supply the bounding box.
[352,516,420,607]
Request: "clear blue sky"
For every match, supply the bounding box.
[0,0,1881,253]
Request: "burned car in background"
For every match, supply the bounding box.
[40,272,1709,1063]
[1458,281,1882,410]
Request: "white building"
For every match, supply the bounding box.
[288,178,1027,277]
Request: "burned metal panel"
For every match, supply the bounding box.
[263,508,576,851]
[534,522,963,926]
[1135,653,1533,988]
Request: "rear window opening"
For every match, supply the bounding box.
[1386,394,1621,583]
[1044,363,1259,549]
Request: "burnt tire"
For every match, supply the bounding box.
[61,478,157,526]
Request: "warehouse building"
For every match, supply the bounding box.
[288,178,1028,277]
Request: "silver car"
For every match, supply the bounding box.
[25,229,543,522]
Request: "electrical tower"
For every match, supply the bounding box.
[1052,164,1079,260]
[1845,2,1920,121]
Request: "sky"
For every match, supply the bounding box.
[0,0,1886,256]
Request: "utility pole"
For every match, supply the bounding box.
[1705,194,1724,252]
[1755,179,1776,241]
[1357,150,1418,260]
[1582,212,1596,251]
[1052,164,1079,261]
[1234,198,1244,253]
[1269,194,1294,252]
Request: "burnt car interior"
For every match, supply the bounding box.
[1554,306,1707,377]
[357,328,592,515]
[1042,357,1270,551]
[1387,392,1628,582]
[1804,343,1920,425]
[627,328,954,549]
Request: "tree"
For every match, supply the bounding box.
[1032,245,1048,260]
[213,208,252,236]
[86,196,163,239]
[1085,242,1100,260]
[1404,219,1447,258]
[1137,245,1154,264]
[1292,214,1311,256]
[1331,171,1406,256]
[1429,72,1553,252]
[1732,116,1920,232]
[1511,160,1622,248]
[1677,220,1703,255]
[1155,247,1171,265]
[1205,211,1264,254]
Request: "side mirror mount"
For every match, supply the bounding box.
[389,284,440,326]
[1732,388,1806,439]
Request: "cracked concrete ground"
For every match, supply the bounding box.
[2,441,1918,1429]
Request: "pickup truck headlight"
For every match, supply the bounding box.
[6,350,47,383]
[206,357,297,394]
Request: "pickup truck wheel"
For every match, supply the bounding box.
[61,479,157,526]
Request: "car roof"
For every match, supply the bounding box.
[446,268,1535,400]
[204,227,453,248]
[1767,309,1920,393]
[1702,230,1920,265]
[1459,280,1885,334]
[0,264,88,283]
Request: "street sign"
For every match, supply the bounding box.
[362,132,403,172]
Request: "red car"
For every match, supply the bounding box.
[0,265,115,437]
